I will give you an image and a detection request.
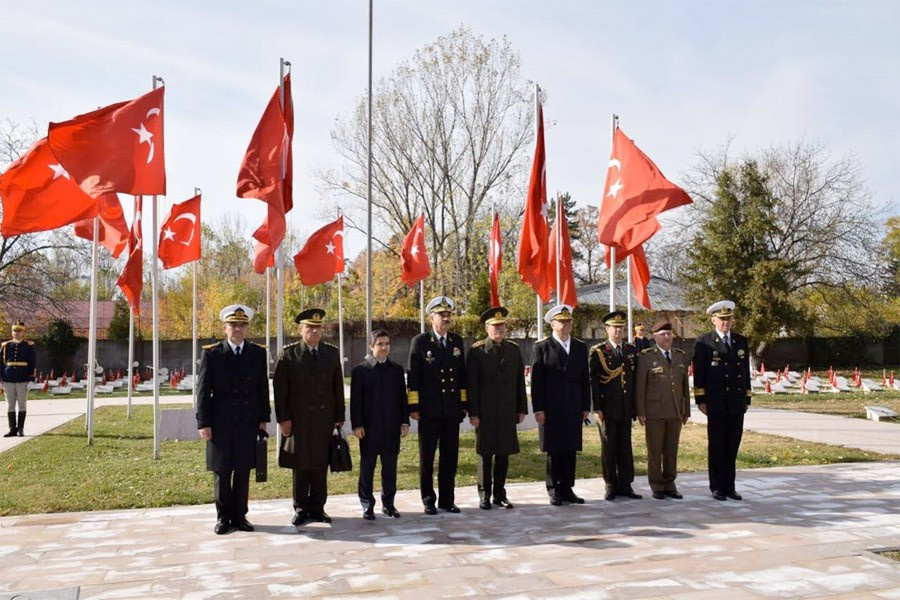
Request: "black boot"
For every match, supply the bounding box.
[16,412,25,437]
[3,412,16,437]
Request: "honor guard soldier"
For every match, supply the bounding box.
[275,308,345,526]
[692,300,751,501]
[590,310,642,501]
[531,305,591,506]
[466,307,528,510]
[407,296,468,515]
[2,321,36,437]
[635,321,691,499]
[196,305,271,534]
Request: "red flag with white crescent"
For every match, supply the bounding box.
[158,194,201,269]
[401,213,431,287]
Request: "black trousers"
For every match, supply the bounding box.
[358,452,399,509]
[292,467,328,514]
[707,411,745,493]
[599,418,635,492]
[214,469,250,521]
[418,418,459,507]
[545,451,576,499]
[477,454,509,501]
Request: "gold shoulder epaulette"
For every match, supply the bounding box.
[202,343,217,350]
[283,341,300,349]
[471,339,486,348]
[506,340,519,348]
[0,341,8,347]
[251,341,267,349]
[674,348,687,355]
[640,347,655,354]
[26,340,34,346]
[321,341,337,350]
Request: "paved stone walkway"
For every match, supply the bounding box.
[1,462,899,599]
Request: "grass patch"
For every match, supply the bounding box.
[876,551,900,562]
[23,387,189,400]
[751,389,900,419]
[0,404,896,516]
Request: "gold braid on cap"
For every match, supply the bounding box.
[594,346,623,385]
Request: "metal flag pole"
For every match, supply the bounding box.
[277,58,290,358]
[608,113,618,312]
[192,187,200,408]
[534,82,544,339]
[626,256,634,342]
[126,195,137,420]
[556,194,562,306]
[151,74,164,460]
[86,216,99,443]
[365,0,374,347]
[337,271,345,375]
[419,280,425,333]
[265,267,271,362]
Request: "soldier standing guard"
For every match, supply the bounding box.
[692,300,751,501]
[2,321,36,438]
[590,310,642,501]
[196,305,271,535]
[466,307,528,510]
[407,296,468,515]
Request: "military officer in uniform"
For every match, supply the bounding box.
[196,305,271,534]
[466,307,528,510]
[275,308,345,525]
[590,310,642,501]
[635,321,690,499]
[2,321,36,438]
[531,305,591,506]
[407,296,468,515]
[633,324,654,351]
[692,300,752,501]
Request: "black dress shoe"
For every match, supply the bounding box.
[214,519,229,535]
[382,506,401,518]
[712,491,727,501]
[309,511,332,523]
[492,497,514,509]
[665,490,683,499]
[549,496,563,506]
[652,491,666,500]
[292,511,308,526]
[726,491,743,501]
[479,499,492,510]
[424,503,438,515]
[363,508,375,521]
[442,504,461,513]
[604,490,617,501]
[564,493,585,504]
[620,489,642,499]
[232,518,254,532]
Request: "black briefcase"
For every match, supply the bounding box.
[255,432,268,483]
[278,434,296,469]
[329,427,352,473]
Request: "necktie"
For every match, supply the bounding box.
[311,348,318,360]
[234,346,241,357]
[615,345,622,359]
[440,337,447,349]
[664,350,671,365]
[724,335,731,350]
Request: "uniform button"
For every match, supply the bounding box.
[442,379,445,382]
[320,405,325,409]
[442,389,446,393]
[449,378,454,382]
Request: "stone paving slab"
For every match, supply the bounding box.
[1,462,898,599]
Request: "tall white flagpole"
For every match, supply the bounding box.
[86,216,99,444]
[126,195,137,420]
[337,272,345,375]
[265,267,271,362]
[419,281,425,333]
[151,74,164,460]
[608,113,618,312]
[626,258,634,342]
[365,0,374,347]
[556,194,562,306]
[192,187,200,408]
[534,82,544,339]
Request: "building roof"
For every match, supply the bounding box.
[567,276,695,312]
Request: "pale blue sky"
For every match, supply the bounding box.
[2,0,897,259]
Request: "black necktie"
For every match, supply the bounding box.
[440,337,447,349]
[615,345,622,359]
[311,348,318,360]
[664,350,671,365]
[235,346,241,357]
[724,335,731,350]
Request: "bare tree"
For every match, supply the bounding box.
[572,205,604,284]
[320,26,534,306]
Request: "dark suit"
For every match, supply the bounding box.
[196,340,270,522]
[635,346,691,492]
[274,341,345,515]
[407,330,467,508]
[692,331,751,494]
[530,336,590,500]
[590,340,639,493]
[466,338,527,502]
[350,357,409,510]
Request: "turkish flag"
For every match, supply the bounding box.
[547,204,579,308]
[238,74,293,274]
[116,196,143,315]
[489,211,502,307]
[604,217,661,266]
[158,194,201,269]
[401,213,431,287]
[73,193,129,258]
[597,127,691,252]
[48,87,166,197]
[0,138,100,236]
[516,99,550,302]
[292,216,344,286]
[630,245,652,310]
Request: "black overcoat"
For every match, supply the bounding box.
[466,338,528,456]
[273,341,345,470]
[350,357,409,456]
[692,332,752,415]
[196,340,271,472]
[589,340,639,421]
[530,337,590,453]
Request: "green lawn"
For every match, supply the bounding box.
[20,387,189,400]
[751,388,900,419]
[0,404,895,516]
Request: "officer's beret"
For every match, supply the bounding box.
[652,321,673,333]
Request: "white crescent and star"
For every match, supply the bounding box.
[132,107,161,164]
[47,163,70,180]
[606,157,623,198]
[173,213,197,246]
[410,225,425,258]
[325,228,343,255]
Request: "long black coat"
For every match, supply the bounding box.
[590,340,639,421]
[466,338,527,456]
[692,331,752,415]
[407,331,467,421]
[196,340,271,472]
[274,341,345,470]
[530,337,590,453]
[350,357,409,456]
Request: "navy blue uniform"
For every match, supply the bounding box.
[1,340,36,383]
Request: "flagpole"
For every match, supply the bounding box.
[151,74,164,460]
[86,216,99,444]
[265,267,271,362]
[277,58,290,358]
[419,280,425,333]
[126,194,138,420]
[534,82,544,339]
[365,0,374,348]
[192,187,200,409]
[626,258,633,342]
[337,272,345,375]
[608,113,619,312]
[556,194,562,306]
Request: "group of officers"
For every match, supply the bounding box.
[196,296,751,534]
